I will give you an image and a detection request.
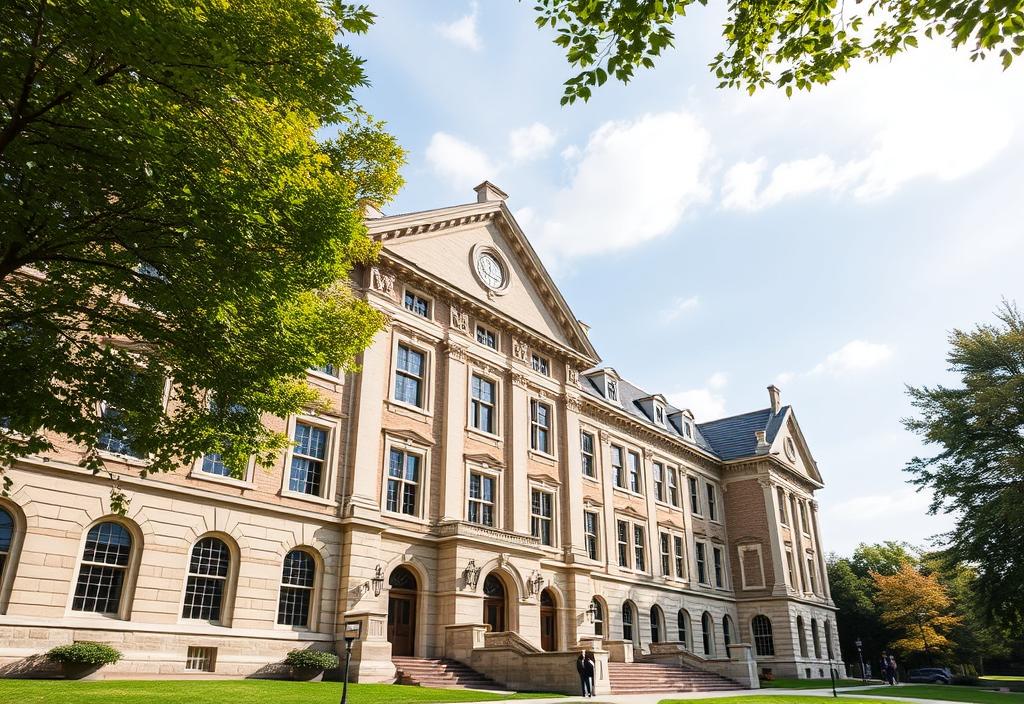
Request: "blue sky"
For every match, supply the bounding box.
[346,1,1024,554]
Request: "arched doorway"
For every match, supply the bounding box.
[540,588,557,651]
[650,605,664,644]
[387,566,418,656]
[482,573,507,632]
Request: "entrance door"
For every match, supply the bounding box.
[387,567,417,657]
[539,589,556,651]
[482,574,506,632]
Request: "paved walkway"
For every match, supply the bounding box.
[459,684,972,704]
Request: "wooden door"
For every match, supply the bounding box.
[387,594,416,656]
[540,589,556,651]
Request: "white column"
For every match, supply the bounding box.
[561,393,587,560]
[760,476,789,596]
[642,449,660,577]
[347,329,390,518]
[810,501,830,600]
[509,371,531,534]
[440,340,468,521]
[599,431,617,572]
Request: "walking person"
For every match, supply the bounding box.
[888,655,899,685]
[576,649,593,697]
[584,650,596,698]
[880,654,889,684]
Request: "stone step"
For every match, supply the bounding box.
[607,662,737,694]
[392,657,506,691]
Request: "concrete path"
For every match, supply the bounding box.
[458,684,974,704]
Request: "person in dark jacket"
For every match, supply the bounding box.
[576,650,595,697]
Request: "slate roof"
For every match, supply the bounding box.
[580,368,790,461]
[696,406,790,461]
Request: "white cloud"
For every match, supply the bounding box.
[435,2,482,51]
[774,371,796,386]
[425,132,497,190]
[560,145,581,161]
[811,340,893,375]
[720,45,1022,210]
[530,110,713,259]
[668,372,729,421]
[658,295,700,323]
[508,123,557,163]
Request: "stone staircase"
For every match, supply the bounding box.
[608,661,739,694]
[392,656,507,691]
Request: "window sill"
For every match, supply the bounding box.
[654,499,682,510]
[307,370,343,385]
[528,449,557,464]
[466,427,503,444]
[613,486,645,500]
[582,474,601,484]
[381,510,430,527]
[280,490,337,507]
[386,399,433,419]
[97,450,151,468]
[189,470,254,489]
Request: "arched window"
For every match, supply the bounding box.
[278,550,315,627]
[72,522,132,614]
[677,609,691,649]
[811,618,821,658]
[592,598,604,637]
[650,605,663,643]
[752,615,775,657]
[622,602,635,643]
[701,611,714,656]
[825,619,834,659]
[0,508,13,581]
[797,615,808,657]
[723,614,734,648]
[183,537,231,622]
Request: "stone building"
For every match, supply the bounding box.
[0,183,842,689]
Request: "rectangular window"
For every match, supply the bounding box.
[531,490,554,546]
[660,532,671,576]
[611,445,625,488]
[97,405,142,458]
[200,453,230,477]
[386,449,420,516]
[800,502,809,534]
[786,549,797,587]
[806,556,818,593]
[584,511,599,560]
[627,451,642,494]
[673,536,685,579]
[713,546,725,588]
[653,462,665,502]
[394,344,425,408]
[185,647,217,672]
[696,542,708,584]
[289,422,327,496]
[616,520,629,568]
[475,324,498,350]
[530,400,551,454]
[689,476,701,515]
[706,483,718,521]
[778,487,788,524]
[310,363,337,377]
[468,472,496,527]
[403,290,430,318]
[470,375,496,434]
[580,431,596,477]
[531,353,550,376]
[633,524,646,572]
[654,405,665,424]
[663,466,679,505]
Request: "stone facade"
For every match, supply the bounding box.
[0,183,843,685]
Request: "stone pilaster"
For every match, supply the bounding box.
[347,330,390,518]
[441,340,468,520]
[760,476,790,596]
[509,371,530,534]
[560,393,587,561]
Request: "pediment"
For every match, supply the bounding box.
[384,428,434,447]
[464,451,504,469]
[367,200,599,363]
[771,410,823,486]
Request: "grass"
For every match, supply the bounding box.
[659,697,909,704]
[0,680,562,704]
[858,684,1024,703]
[761,678,881,689]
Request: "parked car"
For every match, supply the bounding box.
[908,668,953,684]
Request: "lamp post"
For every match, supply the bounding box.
[917,612,932,667]
[855,638,866,684]
[340,621,361,704]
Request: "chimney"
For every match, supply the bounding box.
[768,385,782,414]
[474,181,508,203]
[755,430,769,453]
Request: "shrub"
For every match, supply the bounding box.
[285,649,338,671]
[47,642,122,666]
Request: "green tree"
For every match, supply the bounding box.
[904,302,1024,631]
[851,541,919,577]
[532,0,1024,103]
[0,0,404,496]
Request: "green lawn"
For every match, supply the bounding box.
[659,697,910,704]
[0,680,561,704]
[859,684,1024,703]
[761,678,881,689]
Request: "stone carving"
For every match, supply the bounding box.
[369,267,395,296]
[449,305,470,333]
[564,394,583,413]
[598,430,612,447]
[511,337,529,363]
[444,341,468,362]
[566,365,580,387]
[511,371,530,389]
[642,448,654,461]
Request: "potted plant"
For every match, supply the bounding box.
[47,641,122,679]
[285,649,339,681]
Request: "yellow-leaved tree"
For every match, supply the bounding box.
[872,562,961,658]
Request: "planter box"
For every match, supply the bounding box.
[62,662,102,680]
[292,666,325,682]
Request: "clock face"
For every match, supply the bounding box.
[784,437,797,461]
[476,252,504,289]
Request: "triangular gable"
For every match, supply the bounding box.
[770,409,823,486]
[366,199,599,363]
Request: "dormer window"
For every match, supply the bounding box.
[606,379,618,401]
[684,422,693,439]
[654,404,665,425]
